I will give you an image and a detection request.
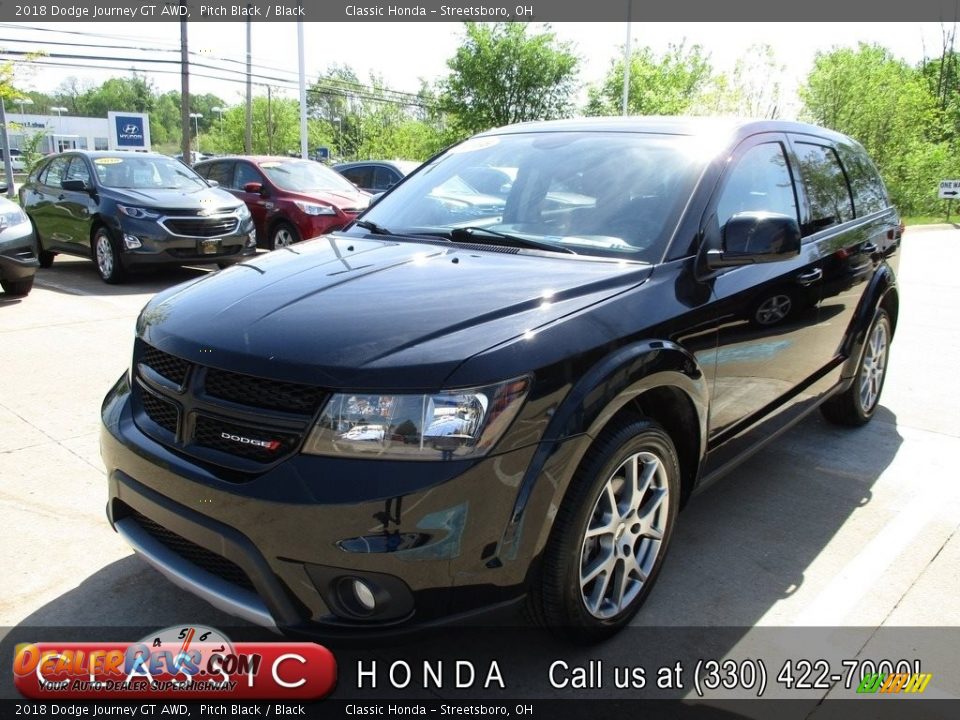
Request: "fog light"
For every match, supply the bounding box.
[123,234,142,249]
[245,230,257,248]
[352,579,376,611]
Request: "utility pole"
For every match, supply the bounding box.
[180,20,191,162]
[245,14,252,154]
[297,18,308,159]
[0,98,15,198]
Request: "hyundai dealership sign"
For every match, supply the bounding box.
[107,111,151,151]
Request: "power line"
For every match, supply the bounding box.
[0,23,433,104]
[0,53,438,109]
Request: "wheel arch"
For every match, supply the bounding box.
[839,263,898,381]
[498,340,709,571]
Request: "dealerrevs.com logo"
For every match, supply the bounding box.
[13,626,337,700]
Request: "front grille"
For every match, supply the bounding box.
[206,368,325,414]
[134,341,325,469]
[128,508,256,592]
[162,216,239,237]
[194,416,301,462]
[141,346,190,386]
[140,390,179,434]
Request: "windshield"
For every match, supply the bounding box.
[353,131,709,261]
[260,160,358,193]
[94,155,207,190]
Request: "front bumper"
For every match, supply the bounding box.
[0,220,39,282]
[100,373,539,635]
[117,215,256,267]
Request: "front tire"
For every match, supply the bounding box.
[535,417,680,642]
[269,221,300,250]
[92,226,126,284]
[33,222,55,268]
[1,276,34,296]
[821,308,891,426]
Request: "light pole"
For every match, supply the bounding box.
[50,106,67,152]
[189,112,203,156]
[332,116,342,159]
[211,106,225,141]
[15,97,33,116]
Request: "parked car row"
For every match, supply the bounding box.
[5,150,412,288]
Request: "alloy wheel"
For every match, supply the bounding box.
[96,234,114,278]
[273,227,294,249]
[858,317,889,413]
[579,451,670,619]
[755,294,792,325]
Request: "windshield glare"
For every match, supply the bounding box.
[261,160,358,193]
[94,156,207,190]
[356,131,708,261]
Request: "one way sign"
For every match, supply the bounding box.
[938,179,960,198]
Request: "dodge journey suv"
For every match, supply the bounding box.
[101,118,900,641]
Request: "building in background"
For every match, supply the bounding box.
[5,111,151,154]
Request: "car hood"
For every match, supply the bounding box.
[104,185,242,212]
[139,235,652,389]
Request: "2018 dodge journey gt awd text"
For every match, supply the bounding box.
[101,118,901,642]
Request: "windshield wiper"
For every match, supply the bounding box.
[449,226,576,254]
[353,219,393,236]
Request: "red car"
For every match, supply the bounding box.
[194,156,371,250]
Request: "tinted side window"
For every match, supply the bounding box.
[716,142,798,228]
[837,144,888,216]
[235,162,264,189]
[204,161,235,187]
[793,142,854,232]
[341,166,372,189]
[42,157,69,187]
[372,166,399,191]
[194,163,212,179]
[65,157,91,185]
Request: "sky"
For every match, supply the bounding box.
[2,21,954,116]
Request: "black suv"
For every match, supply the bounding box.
[20,151,256,283]
[101,118,900,641]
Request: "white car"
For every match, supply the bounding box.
[0,149,25,172]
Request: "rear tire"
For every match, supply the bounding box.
[821,308,891,426]
[92,226,127,284]
[1,276,34,296]
[533,417,680,643]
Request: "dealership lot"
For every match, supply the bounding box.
[0,228,958,648]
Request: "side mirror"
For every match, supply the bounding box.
[206,179,220,188]
[0,183,7,194]
[706,212,801,269]
[61,179,91,193]
[243,181,264,195]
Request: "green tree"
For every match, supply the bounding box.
[586,42,712,116]
[799,43,950,214]
[439,22,579,135]
[696,44,785,118]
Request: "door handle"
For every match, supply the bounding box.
[57,194,66,201]
[862,242,879,255]
[796,268,823,286]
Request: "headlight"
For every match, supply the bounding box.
[294,201,336,216]
[0,206,28,231]
[234,203,251,219]
[117,205,160,220]
[303,377,530,461]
